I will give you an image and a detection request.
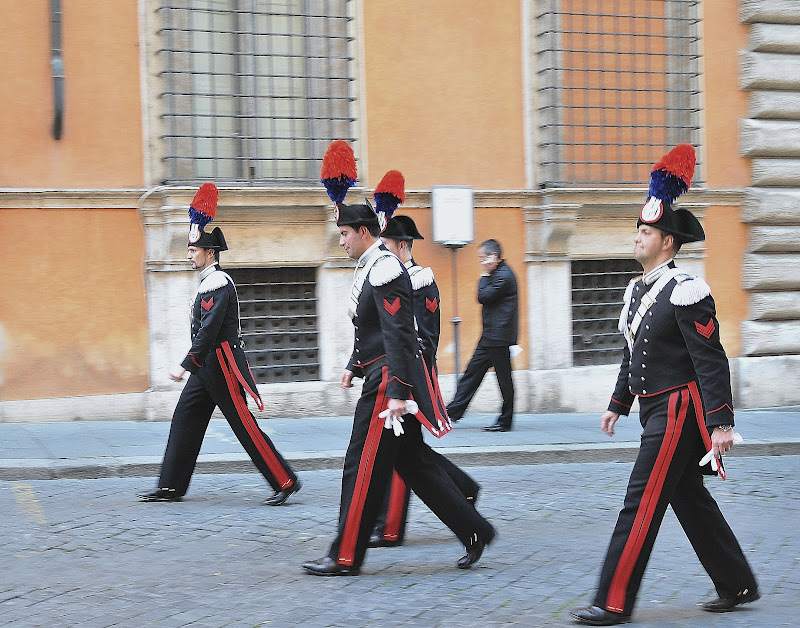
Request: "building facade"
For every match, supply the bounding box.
[2,0,799,422]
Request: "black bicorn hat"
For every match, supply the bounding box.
[334,200,379,230]
[637,144,705,246]
[187,182,228,251]
[382,214,424,241]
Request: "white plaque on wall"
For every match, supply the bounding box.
[431,185,474,245]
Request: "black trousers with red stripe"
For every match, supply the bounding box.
[594,386,758,616]
[327,365,494,569]
[157,349,297,497]
[373,449,480,544]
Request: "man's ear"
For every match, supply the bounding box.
[663,234,674,253]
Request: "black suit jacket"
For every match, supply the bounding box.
[478,260,519,347]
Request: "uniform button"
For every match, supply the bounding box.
[355,337,359,342]
[635,286,639,291]
[643,389,647,394]
[355,349,360,353]
[641,376,645,381]
[649,311,653,316]
[642,351,647,356]
[644,338,649,343]
[642,364,646,368]
[645,325,650,330]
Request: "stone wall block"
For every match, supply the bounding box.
[741,188,800,224]
[740,52,800,91]
[751,158,800,186]
[749,291,800,320]
[741,0,800,25]
[741,119,800,157]
[749,23,800,52]
[741,320,800,355]
[748,91,800,120]
[748,226,800,252]
[742,253,800,290]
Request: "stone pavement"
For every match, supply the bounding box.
[1,410,799,626]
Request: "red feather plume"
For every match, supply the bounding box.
[190,182,219,219]
[651,143,696,188]
[374,170,406,204]
[320,140,357,181]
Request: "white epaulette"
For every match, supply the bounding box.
[670,274,711,306]
[409,266,434,291]
[369,254,405,287]
[199,270,230,294]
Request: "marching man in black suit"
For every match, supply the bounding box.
[303,145,495,575]
[138,183,300,506]
[571,145,759,625]
[369,214,481,548]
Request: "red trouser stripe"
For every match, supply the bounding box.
[382,471,408,541]
[216,347,292,489]
[221,341,264,411]
[605,388,689,613]
[338,367,389,565]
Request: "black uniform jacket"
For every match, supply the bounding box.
[347,243,449,437]
[608,263,734,428]
[180,264,262,407]
[406,259,440,366]
[478,260,519,346]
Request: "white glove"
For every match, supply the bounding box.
[699,432,743,470]
[379,410,405,436]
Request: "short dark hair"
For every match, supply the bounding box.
[479,239,502,257]
[362,223,381,238]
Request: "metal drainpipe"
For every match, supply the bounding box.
[50,0,64,140]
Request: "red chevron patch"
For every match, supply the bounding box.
[426,296,438,313]
[695,317,715,339]
[383,297,401,316]
[202,297,214,311]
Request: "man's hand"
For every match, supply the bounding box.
[601,410,621,436]
[711,426,735,458]
[169,366,186,382]
[340,369,354,389]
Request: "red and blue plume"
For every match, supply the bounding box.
[320,140,357,203]
[373,170,406,218]
[648,143,696,204]
[189,182,219,228]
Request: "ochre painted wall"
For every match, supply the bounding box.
[362,0,526,190]
[0,209,149,400]
[701,0,752,357]
[0,1,143,188]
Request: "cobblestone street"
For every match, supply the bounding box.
[2,455,796,627]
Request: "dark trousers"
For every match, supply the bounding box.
[327,365,494,569]
[448,339,514,426]
[158,356,297,497]
[594,385,758,616]
[373,448,481,543]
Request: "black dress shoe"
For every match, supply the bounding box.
[483,423,511,432]
[262,479,302,506]
[302,556,360,576]
[367,533,402,548]
[700,588,760,612]
[457,527,496,569]
[570,605,629,625]
[137,488,181,502]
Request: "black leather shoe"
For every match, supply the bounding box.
[137,488,181,502]
[700,588,760,612]
[367,533,401,548]
[570,606,629,625]
[302,556,360,576]
[483,423,511,432]
[262,479,302,506]
[457,527,496,569]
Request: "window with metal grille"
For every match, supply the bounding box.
[157,0,355,183]
[536,0,702,186]
[225,267,319,383]
[571,259,642,366]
